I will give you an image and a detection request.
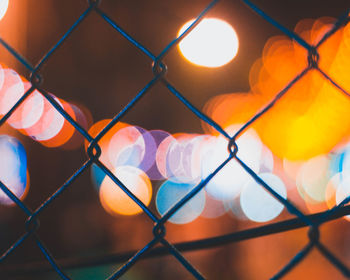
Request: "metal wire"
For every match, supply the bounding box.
[0,0,350,279]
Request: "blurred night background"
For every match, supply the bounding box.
[1,0,350,279]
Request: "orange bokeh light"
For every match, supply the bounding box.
[203,18,350,161]
[99,166,152,216]
[86,119,129,166]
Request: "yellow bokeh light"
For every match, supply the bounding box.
[178,18,239,68]
[0,0,8,21]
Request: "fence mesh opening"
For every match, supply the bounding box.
[1,0,350,279]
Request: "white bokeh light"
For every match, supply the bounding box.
[240,173,286,223]
[0,0,8,21]
[178,18,239,68]
[296,155,330,203]
[202,126,262,201]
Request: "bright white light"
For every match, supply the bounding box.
[202,126,262,201]
[240,173,286,223]
[0,0,8,21]
[178,18,239,68]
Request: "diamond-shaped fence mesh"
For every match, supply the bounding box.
[1,0,350,279]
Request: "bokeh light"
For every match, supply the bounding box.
[4,3,350,280]
[156,180,205,224]
[335,176,350,220]
[240,173,286,222]
[178,18,239,68]
[202,126,262,201]
[8,86,44,130]
[155,134,177,179]
[0,69,23,115]
[325,173,342,209]
[225,197,248,221]
[0,0,8,21]
[39,98,76,147]
[260,145,274,173]
[202,18,350,160]
[99,166,152,216]
[91,163,106,191]
[87,120,129,167]
[108,126,145,168]
[144,130,170,180]
[26,96,65,141]
[0,135,28,205]
[296,155,331,203]
[60,103,91,150]
[0,66,89,150]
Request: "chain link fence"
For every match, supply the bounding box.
[1,0,350,279]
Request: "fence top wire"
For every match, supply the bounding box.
[1,0,350,279]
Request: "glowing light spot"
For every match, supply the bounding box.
[240,173,286,223]
[297,155,330,203]
[91,163,106,191]
[0,64,5,90]
[99,166,152,216]
[189,135,214,181]
[8,86,44,130]
[60,103,90,150]
[325,173,343,209]
[156,135,176,179]
[145,130,170,180]
[39,98,76,147]
[329,151,343,177]
[335,176,350,220]
[137,130,157,174]
[164,134,201,183]
[202,126,262,201]
[181,135,206,182]
[86,120,129,168]
[260,145,274,173]
[24,96,65,141]
[0,69,23,115]
[283,159,303,182]
[166,137,187,182]
[0,135,28,205]
[224,197,248,221]
[0,0,8,21]
[201,18,350,160]
[178,18,239,68]
[336,176,350,206]
[156,180,205,224]
[341,145,350,175]
[108,126,145,168]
